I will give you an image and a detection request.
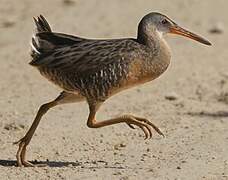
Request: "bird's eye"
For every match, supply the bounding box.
[161,19,168,25]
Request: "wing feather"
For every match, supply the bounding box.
[33,39,143,76]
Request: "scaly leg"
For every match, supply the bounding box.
[87,102,164,139]
[14,91,84,167]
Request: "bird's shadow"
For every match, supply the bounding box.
[0,159,126,169]
[185,111,228,118]
[0,159,79,167]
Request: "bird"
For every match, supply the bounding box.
[14,12,211,167]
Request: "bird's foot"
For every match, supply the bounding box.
[14,138,46,167]
[125,115,165,139]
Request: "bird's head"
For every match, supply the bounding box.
[138,12,211,46]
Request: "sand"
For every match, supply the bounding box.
[0,0,227,179]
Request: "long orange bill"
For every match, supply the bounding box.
[170,25,212,46]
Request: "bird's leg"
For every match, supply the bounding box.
[14,99,59,167]
[14,91,84,167]
[87,102,164,139]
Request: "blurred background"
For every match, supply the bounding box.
[0,0,227,179]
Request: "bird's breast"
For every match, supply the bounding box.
[120,39,171,89]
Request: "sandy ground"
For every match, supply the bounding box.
[0,0,227,179]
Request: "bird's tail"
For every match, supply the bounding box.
[30,15,53,60]
[30,15,85,66]
[34,15,52,33]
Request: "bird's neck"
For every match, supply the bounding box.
[137,25,171,57]
[137,25,160,49]
[136,25,171,81]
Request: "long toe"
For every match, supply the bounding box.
[135,116,165,137]
[139,126,149,139]
[21,161,36,167]
[126,115,164,139]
